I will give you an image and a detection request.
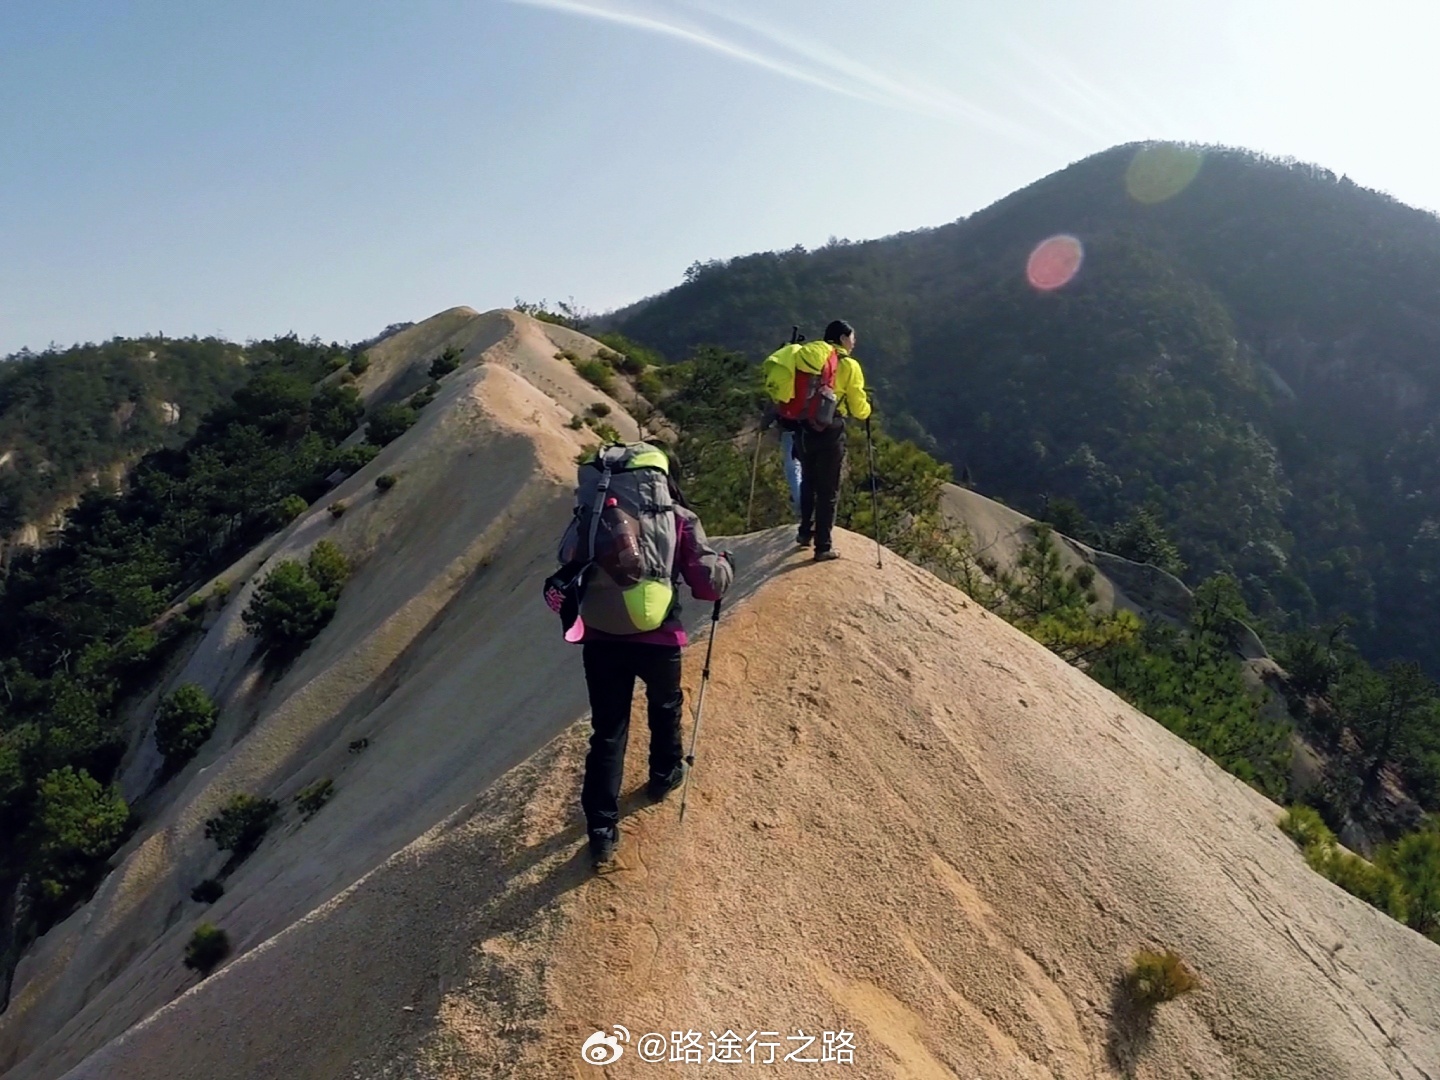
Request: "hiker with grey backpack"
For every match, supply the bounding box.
[544,442,733,867]
[761,320,873,561]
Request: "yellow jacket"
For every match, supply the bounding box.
[762,340,872,422]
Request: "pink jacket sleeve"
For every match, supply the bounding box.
[675,507,732,602]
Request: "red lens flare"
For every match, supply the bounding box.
[1026,235,1084,291]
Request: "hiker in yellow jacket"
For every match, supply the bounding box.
[762,320,871,561]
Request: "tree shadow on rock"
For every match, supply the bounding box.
[1105,970,1158,1080]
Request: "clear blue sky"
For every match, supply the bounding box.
[3,0,1436,354]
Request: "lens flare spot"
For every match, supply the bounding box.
[1125,143,1203,204]
[1027,235,1084,291]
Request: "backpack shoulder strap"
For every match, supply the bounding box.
[584,454,616,560]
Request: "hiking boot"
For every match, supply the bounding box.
[646,764,685,802]
[588,827,618,867]
[813,549,840,562]
[796,527,813,547]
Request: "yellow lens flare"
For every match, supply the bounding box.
[1125,143,1204,204]
[1026,234,1084,291]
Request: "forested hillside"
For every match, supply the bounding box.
[0,334,371,1003]
[0,337,286,538]
[611,143,1440,678]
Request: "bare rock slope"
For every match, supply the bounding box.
[1,309,1436,1080]
[939,485,1194,627]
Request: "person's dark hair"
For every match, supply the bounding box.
[662,448,691,508]
[823,320,854,344]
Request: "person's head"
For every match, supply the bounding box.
[824,319,856,351]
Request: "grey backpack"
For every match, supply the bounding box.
[551,443,679,635]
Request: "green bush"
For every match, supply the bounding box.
[1277,633,1341,699]
[595,347,642,375]
[241,541,350,660]
[243,560,333,656]
[1378,828,1440,936]
[204,794,279,858]
[348,353,370,376]
[587,402,611,417]
[155,684,219,770]
[211,579,232,604]
[1279,804,1334,853]
[428,346,462,379]
[191,878,224,904]
[1125,949,1197,1008]
[410,382,439,409]
[266,493,309,530]
[1317,847,1408,917]
[1106,508,1186,577]
[567,415,585,430]
[330,442,379,476]
[306,539,351,596]
[365,403,417,447]
[310,383,364,442]
[593,332,666,370]
[31,766,131,912]
[327,501,346,519]
[635,370,665,400]
[1282,804,1411,919]
[375,473,397,491]
[184,923,231,976]
[296,777,334,819]
[573,359,616,394]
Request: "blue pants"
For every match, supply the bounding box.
[780,429,803,518]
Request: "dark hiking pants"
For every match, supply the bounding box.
[581,641,684,837]
[797,425,847,554]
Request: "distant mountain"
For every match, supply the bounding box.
[0,336,309,540]
[612,142,1440,675]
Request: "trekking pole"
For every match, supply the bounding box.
[866,418,883,569]
[678,598,722,822]
[745,427,763,531]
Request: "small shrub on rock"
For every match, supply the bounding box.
[573,359,616,394]
[366,403,417,447]
[1125,949,1197,1008]
[428,346,462,379]
[296,778,334,819]
[204,794,280,859]
[184,923,231,976]
[155,684,219,771]
[241,541,351,661]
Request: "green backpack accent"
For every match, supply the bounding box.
[555,442,678,635]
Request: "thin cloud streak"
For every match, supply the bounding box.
[687,1,1043,146]
[507,0,1047,146]
[1005,36,1163,144]
[504,0,876,106]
